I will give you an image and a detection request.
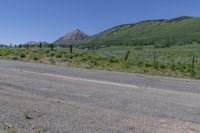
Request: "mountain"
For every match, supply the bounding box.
[23,41,49,46]
[78,16,200,47]
[54,29,90,45]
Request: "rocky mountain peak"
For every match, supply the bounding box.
[54,29,89,45]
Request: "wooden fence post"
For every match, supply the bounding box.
[70,45,73,54]
[39,43,42,49]
[192,55,195,78]
[153,52,156,66]
[51,44,54,51]
[153,51,159,69]
[124,51,130,61]
[26,44,29,49]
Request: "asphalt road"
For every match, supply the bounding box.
[0,59,200,133]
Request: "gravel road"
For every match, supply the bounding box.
[0,59,200,133]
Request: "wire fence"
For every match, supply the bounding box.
[0,46,200,78]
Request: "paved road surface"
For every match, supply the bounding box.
[0,59,200,133]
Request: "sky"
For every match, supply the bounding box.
[0,0,199,44]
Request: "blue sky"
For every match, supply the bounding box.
[0,0,199,44]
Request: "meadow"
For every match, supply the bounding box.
[0,43,200,79]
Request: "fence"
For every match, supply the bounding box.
[0,46,200,78]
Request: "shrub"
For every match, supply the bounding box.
[49,57,55,64]
[0,49,13,56]
[33,56,39,60]
[21,111,32,119]
[154,40,170,48]
[137,60,144,67]
[108,56,119,63]
[80,56,87,62]
[11,56,19,60]
[55,51,65,58]
[20,53,26,58]
[134,46,143,50]
[144,61,153,67]
[159,64,166,69]
[170,64,176,71]
[90,59,98,65]
[49,52,55,57]
[176,41,185,46]
[1,122,17,133]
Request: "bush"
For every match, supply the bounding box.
[0,49,13,56]
[136,60,144,67]
[176,41,185,46]
[33,56,39,60]
[170,64,176,71]
[108,56,120,63]
[154,40,170,48]
[20,53,26,58]
[159,64,166,69]
[144,61,153,67]
[80,56,87,62]
[49,52,55,57]
[12,56,19,60]
[55,51,65,58]
[49,57,55,64]
[134,46,143,50]
[90,59,98,65]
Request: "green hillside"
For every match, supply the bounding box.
[77,16,200,47]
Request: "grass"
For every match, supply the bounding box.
[78,17,200,47]
[0,43,200,79]
[21,111,32,120]
[32,124,47,133]
[0,122,17,133]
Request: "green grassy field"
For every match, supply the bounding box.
[77,17,200,47]
[0,44,200,79]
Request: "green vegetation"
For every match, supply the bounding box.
[0,122,17,133]
[32,124,47,133]
[21,111,32,120]
[77,17,200,47]
[1,43,200,79]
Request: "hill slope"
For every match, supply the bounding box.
[54,29,90,46]
[78,16,200,46]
